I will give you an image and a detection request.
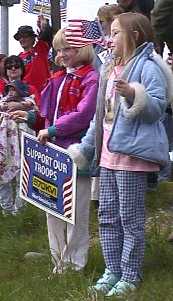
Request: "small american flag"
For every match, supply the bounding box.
[21,0,67,22]
[22,0,30,12]
[21,158,30,196]
[60,0,67,22]
[63,177,73,219]
[65,19,104,47]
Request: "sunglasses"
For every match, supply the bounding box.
[6,64,21,70]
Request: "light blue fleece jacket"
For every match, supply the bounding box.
[72,43,170,169]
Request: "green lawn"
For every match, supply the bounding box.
[1,182,173,301]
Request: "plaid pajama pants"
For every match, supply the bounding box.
[99,167,147,283]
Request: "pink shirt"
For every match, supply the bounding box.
[100,66,160,172]
[100,128,160,172]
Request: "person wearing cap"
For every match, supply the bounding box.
[0,80,36,112]
[0,79,36,216]
[14,15,52,95]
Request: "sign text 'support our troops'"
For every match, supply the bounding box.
[20,133,77,224]
[26,147,68,181]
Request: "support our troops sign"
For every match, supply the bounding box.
[21,0,67,21]
[20,133,77,224]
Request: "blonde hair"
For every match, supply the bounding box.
[53,28,95,66]
[97,4,123,23]
[113,12,154,63]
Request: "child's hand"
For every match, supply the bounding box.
[37,129,49,144]
[9,110,28,122]
[116,79,135,99]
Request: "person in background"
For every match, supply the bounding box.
[0,80,35,112]
[68,12,172,298]
[0,55,40,215]
[3,55,40,108]
[151,0,173,186]
[0,80,36,216]
[151,0,173,59]
[117,0,154,19]
[94,3,123,69]
[151,0,173,242]
[11,28,99,273]
[97,3,123,37]
[14,15,52,96]
[0,54,7,95]
[0,55,38,215]
[92,3,123,206]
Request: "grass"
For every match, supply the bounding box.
[1,181,173,300]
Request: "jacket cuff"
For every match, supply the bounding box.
[67,144,89,169]
[121,82,147,118]
[27,110,36,127]
[48,125,57,137]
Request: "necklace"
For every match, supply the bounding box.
[105,67,120,123]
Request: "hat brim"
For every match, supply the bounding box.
[14,32,37,41]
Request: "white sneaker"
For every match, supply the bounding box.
[106,280,136,297]
[89,268,119,295]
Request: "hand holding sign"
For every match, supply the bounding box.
[37,129,49,144]
[20,133,77,224]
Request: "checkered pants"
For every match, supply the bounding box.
[99,167,147,283]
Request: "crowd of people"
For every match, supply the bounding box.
[0,0,173,298]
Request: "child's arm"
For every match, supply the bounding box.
[9,110,28,122]
[7,95,36,112]
[119,59,170,122]
[10,110,45,132]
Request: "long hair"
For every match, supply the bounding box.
[113,12,154,63]
[105,12,154,78]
